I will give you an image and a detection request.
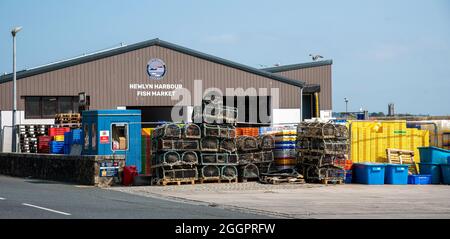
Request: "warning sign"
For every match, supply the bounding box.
[100,130,110,144]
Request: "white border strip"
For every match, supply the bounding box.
[22,203,71,216]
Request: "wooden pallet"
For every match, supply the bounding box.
[320,178,343,185]
[156,178,196,186]
[198,177,238,184]
[261,176,305,185]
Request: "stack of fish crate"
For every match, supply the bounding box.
[151,123,200,186]
[49,127,70,154]
[296,122,349,184]
[54,113,81,129]
[272,126,298,171]
[237,134,275,182]
[18,125,50,153]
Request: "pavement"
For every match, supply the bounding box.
[0,175,269,219]
[110,182,450,219]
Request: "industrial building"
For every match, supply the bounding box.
[0,38,332,130]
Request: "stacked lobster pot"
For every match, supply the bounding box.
[151,123,201,185]
[237,134,275,181]
[193,96,240,183]
[272,126,298,171]
[296,122,349,184]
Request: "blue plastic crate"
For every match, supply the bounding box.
[275,142,296,149]
[353,163,386,185]
[64,130,83,145]
[441,164,450,185]
[408,175,431,184]
[385,164,409,184]
[418,147,450,164]
[49,141,65,154]
[418,163,441,184]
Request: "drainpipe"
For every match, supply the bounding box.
[314,92,320,118]
[299,87,303,122]
[407,121,439,146]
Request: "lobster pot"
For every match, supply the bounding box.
[203,105,238,124]
[238,152,255,164]
[201,165,221,178]
[181,151,199,165]
[201,137,219,152]
[153,124,181,139]
[300,153,346,168]
[220,138,237,153]
[227,153,239,164]
[182,124,201,139]
[296,138,311,150]
[261,151,274,162]
[237,136,258,151]
[158,167,198,180]
[308,138,349,154]
[240,164,260,179]
[156,151,181,166]
[297,122,348,139]
[305,165,345,181]
[221,165,238,180]
[175,139,200,151]
[273,149,297,159]
[253,152,263,163]
[258,162,273,174]
[203,124,220,137]
[152,139,176,151]
[258,135,275,150]
[200,153,227,165]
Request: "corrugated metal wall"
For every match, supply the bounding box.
[271,65,332,110]
[0,45,304,110]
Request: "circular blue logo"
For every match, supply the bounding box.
[147,58,166,80]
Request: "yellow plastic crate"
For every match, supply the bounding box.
[54,135,64,142]
[348,120,429,163]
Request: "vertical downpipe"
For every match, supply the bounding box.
[315,92,320,118]
[299,87,303,122]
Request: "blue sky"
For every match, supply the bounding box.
[0,0,449,115]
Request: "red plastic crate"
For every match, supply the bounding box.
[49,127,70,136]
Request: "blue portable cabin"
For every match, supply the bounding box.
[82,110,142,172]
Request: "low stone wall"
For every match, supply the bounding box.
[0,153,125,187]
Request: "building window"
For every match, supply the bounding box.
[84,124,90,150]
[23,96,87,119]
[111,123,128,151]
[24,97,41,118]
[223,96,272,125]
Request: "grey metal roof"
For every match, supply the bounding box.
[0,38,306,87]
[261,60,333,73]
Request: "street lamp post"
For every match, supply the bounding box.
[11,26,22,153]
[344,98,349,114]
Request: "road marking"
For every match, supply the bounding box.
[22,203,71,216]
[0,197,5,200]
